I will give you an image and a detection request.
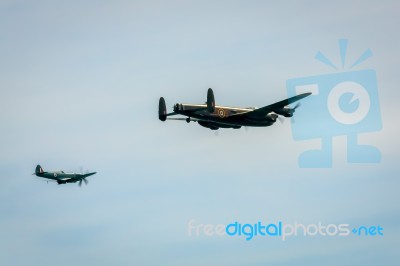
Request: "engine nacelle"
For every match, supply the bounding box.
[274,107,294,117]
[266,113,278,122]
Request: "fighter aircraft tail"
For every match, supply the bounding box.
[35,164,44,175]
[207,88,215,112]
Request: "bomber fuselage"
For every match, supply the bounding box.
[173,103,276,127]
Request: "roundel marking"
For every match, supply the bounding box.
[218,109,225,118]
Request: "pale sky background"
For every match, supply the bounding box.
[1,1,399,265]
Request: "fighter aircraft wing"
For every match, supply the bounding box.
[239,93,311,119]
[81,172,97,178]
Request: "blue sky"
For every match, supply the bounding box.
[1,1,399,265]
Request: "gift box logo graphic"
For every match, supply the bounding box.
[287,39,382,168]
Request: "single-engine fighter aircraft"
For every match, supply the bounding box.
[33,164,96,186]
[158,88,311,130]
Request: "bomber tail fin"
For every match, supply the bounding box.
[207,88,215,113]
[159,97,167,121]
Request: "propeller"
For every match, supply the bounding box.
[291,102,301,124]
[78,167,90,187]
[293,102,301,110]
[277,102,301,124]
[78,178,89,187]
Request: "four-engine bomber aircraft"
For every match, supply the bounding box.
[159,88,311,130]
[33,164,96,186]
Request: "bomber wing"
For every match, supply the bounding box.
[237,93,311,119]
